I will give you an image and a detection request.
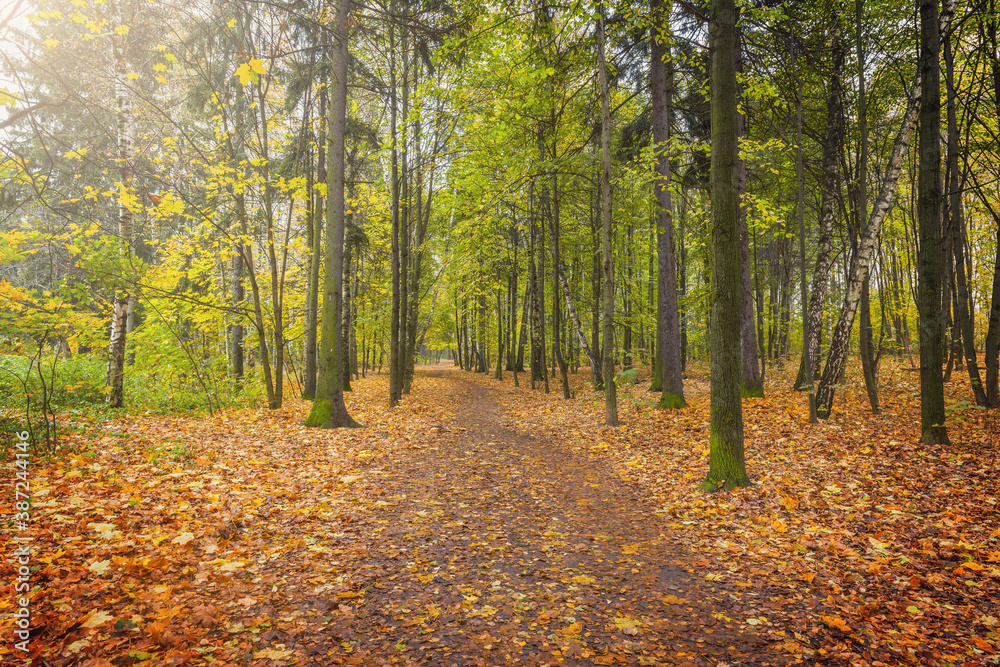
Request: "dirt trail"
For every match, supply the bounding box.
[320,367,781,666]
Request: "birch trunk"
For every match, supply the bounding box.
[597,7,618,425]
[815,0,956,418]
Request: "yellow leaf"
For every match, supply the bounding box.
[88,559,111,575]
[153,63,167,72]
[256,648,295,660]
[156,75,168,84]
[43,38,59,48]
[868,536,889,554]
[614,616,640,635]
[82,610,114,628]
[227,18,237,27]
[249,58,267,75]
[38,549,65,564]
[234,63,252,86]
[172,531,195,545]
[772,518,788,533]
[126,72,140,80]
[561,622,582,636]
[66,639,90,654]
[114,24,129,35]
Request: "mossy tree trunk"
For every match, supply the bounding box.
[703,0,749,491]
[304,0,361,429]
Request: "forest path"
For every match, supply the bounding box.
[320,366,781,666]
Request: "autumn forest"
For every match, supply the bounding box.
[2,0,1000,664]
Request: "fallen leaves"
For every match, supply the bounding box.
[87,559,111,575]
[80,611,114,629]
[10,362,1000,667]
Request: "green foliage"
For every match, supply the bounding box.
[614,368,639,387]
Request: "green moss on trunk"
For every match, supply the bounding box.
[657,391,685,410]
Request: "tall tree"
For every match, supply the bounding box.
[650,0,685,409]
[794,47,815,422]
[702,0,749,491]
[944,18,986,407]
[798,29,843,401]
[304,0,361,429]
[814,0,956,418]
[855,0,880,414]
[303,76,327,400]
[916,0,948,445]
[104,0,135,408]
[597,4,618,426]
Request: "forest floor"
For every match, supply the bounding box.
[3,361,1000,667]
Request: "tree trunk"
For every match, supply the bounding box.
[230,249,244,382]
[815,0,956,418]
[496,282,504,380]
[650,0,685,409]
[105,24,134,408]
[342,246,353,391]
[537,189,550,393]
[516,281,529,373]
[398,40,411,394]
[551,172,570,398]
[703,0,749,491]
[388,18,402,407]
[799,33,843,399]
[591,189,603,389]
[556,261,602,386]
[304,0,361,429]
[597,7,618,425]
[945,23,987,407]
[986,224,1000,406]
[916,0,949,444]
[982,7,1000,406]
[303,83,325,399]
[737,66,763,398]
[404,46,426,395]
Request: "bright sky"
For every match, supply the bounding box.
[1,0,32,114]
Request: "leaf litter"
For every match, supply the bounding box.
[2,363,998,667]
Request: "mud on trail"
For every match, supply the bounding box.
[314,367,781,666]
